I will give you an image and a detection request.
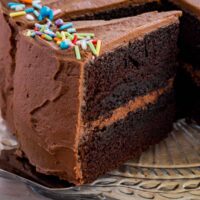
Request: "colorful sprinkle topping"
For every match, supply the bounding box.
[7,1,102,60]
[8,0,55,21]
[27,20,102,59]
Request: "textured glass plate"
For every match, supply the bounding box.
[1,115,200,200]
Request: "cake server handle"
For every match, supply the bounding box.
[0,169,114,200]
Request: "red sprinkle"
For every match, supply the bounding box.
[92,40,97,45]
[72,34,78,44]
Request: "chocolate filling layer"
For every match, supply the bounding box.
[90,78,173,129]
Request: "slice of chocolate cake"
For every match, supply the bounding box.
[163,0,200,121]
[0,0,161,133]
[12,11,181,184]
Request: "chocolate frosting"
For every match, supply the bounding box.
[13,11,181,184]
[23,11,182,57]
[0,0,162,132]
[0,0,161,27]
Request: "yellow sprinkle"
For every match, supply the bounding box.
[74,45,81,60]
[57,41,61,45]
[96,40,102,56]
[61,31,66,41]
[10,11,26,17]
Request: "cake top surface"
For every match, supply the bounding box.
[22,10,182,61]
[170,0,200,17]
[0,0,160,27]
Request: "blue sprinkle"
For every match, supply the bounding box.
[48,9,54,21]
[44,30,56,37]
[8,2,24,7]
[60,41,70,49]
[59,23,73,31]
[39,6,54,21]
[31,32,36,37]
[25,7,34,13]
[10,4,25,10]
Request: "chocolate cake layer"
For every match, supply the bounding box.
[12,11,181,184]
[83,23,179,121]
[79,86,176,183]
[0,0,161,134]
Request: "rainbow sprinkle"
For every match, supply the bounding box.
[27,20,102,59]
[8,0,55,21]
[8,1,102,60]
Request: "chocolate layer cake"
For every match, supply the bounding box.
[10,11,181,184]
[0,0,161,133]
[164,0,200,121]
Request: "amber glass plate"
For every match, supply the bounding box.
[1,117,200,200]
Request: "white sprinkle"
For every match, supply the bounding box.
[15,5,25,11]
[1,138,18,147]
[26,14,35,21]
[53,9,62,16]
[32,0,41,3]
[81,40,87,50]
[76,41,81,45]
[26,30,32,36]
[32,2,42,10]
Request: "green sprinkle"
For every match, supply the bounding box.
[76,33,95,38]
[43,34,53,41]
[65,32,74,40]
[77,35,85,40]
[56,31,62,38]
[40,25,46,33]
[74,45,81,60]
[88,41,97,56]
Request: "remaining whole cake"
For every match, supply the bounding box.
[0,0,162,133]
[164,0,200,122]
[12,10,181,184]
